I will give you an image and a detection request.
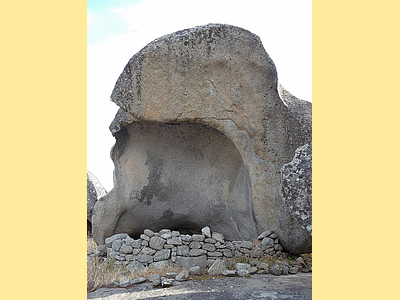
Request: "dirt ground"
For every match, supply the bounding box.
[87,272,312,300]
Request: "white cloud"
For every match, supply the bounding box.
[87,13,96,30]
[87,14,94,24]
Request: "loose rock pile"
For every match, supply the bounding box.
[93,226,311,283]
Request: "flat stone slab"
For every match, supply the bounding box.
[88,273,312,299]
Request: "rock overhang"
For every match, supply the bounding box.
[93,24,312,254]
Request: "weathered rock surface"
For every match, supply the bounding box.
[175,270,189,281]
[208,258,226,275]
[92,24,312,254]
[88,273,312,300]
[280,141,312,253]
[222,269,236,277]
[126,261,147,273]
[270,263,281,276]
[87,170,107,232]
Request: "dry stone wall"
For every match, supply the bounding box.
[95,226,287,273]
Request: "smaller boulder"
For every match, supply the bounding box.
[159,229,171,235]
[250,247,264,258]
[281,266,289,275]
[140,247,156,256]
[222,270,236,277]
[189,249,206,256]
[188,266,201,275]
[171,231,180,237]
[257,230,272,240]
[127,261,147,273]
[118,278,131,288]
[149,236,166,250]
[175,270,189,281]
[149,260,169,270]
[153,249,171,262]
[296,257,305,265]
[87,170,107,224]
[112,240,123,252]
[165,272,178,278]
[201,226,212,238]
[140,234,150,241]
[259,262,269,271]
[192,234,205,242]
[270,264,281,276]
[240,241,253,249]
[248,267,258,275]
[260,238,274,250]
[269,233,278,239]
[208,258,226,275]
[235,263,250,271]
[119,245,133,254]
[211,232,224,243]
[105,233,129,246]
[131,277,147,284]
[167,237,182,245]
[176,245,190,256]
[181,234,193,242]
[237,269,250,277]
[143,229,155,237]
[160,277,174,288]
[116,271,130,283]
[148,274,161,287]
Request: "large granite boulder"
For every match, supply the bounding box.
[87,170,107,233]
[92,24,312,254]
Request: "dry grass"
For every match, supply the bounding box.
[87,258,185,292]
[87,257,128,291]
[301,253,312,268]
[87,236,185,291]
[87,236,97,253]
[87,236,128,291]
[135,265,184,278]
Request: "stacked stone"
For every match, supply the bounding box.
[228,259,310,277]
[230,230,284,258]
[96,227,286,272]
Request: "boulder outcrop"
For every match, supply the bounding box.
[92,24,312,254]
[87,170,107,233]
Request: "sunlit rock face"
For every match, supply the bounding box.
[92,24,312,254]
[87,170,107,234]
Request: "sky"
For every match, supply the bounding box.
[87,0,312,192]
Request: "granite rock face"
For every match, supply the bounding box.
[87,170,107,233]
[280,141,312,253]
[92,24,312,254]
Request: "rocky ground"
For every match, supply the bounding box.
[88,272,312,300]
